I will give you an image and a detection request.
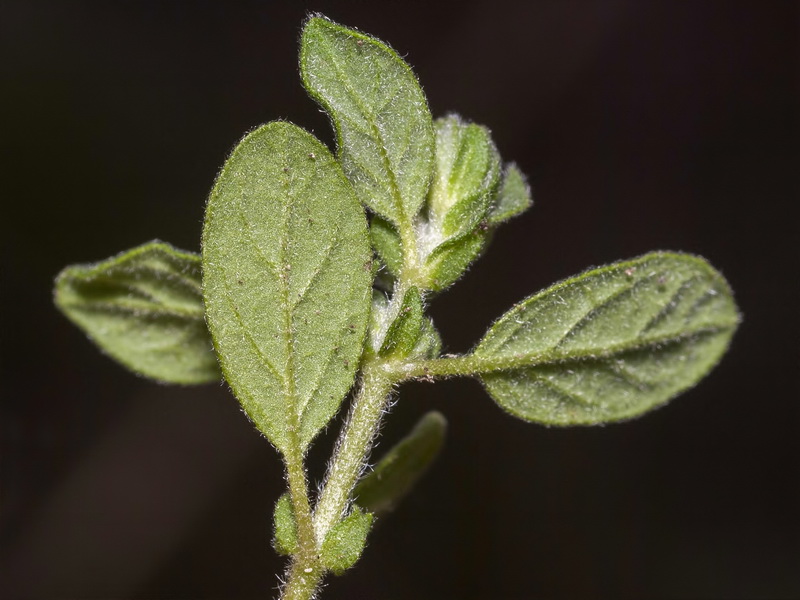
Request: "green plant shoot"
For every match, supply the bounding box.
[54,15,740,600]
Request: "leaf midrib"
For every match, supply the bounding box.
[474,321,737,375]
[316,35,409,226]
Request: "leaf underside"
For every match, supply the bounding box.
[300,16,434,225]
[54,241,220,384]
[202,121,372,453]
[475,252,740,425]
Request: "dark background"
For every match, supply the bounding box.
[1,1,797,598]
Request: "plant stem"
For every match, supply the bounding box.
[281,446,323,600]
[313,364,395,542]
[388,353,496,380]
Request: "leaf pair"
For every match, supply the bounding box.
[273,494,373,576]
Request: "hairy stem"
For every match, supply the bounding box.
[280,446,323,600]
[313,365,395,541]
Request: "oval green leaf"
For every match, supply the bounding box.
[300,16,435,226]
[320,506,373,576]
[424,229,488,292]
[370,215,403,277]
[272,493,298,556]
[379,286,424,358]
[54,241,221,384]
[202,121,372,453]
[474,252,740,425]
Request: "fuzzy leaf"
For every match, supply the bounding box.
[370,216,403,277]
[300,16,434,225]
[272,493,298,556]
[54,241,220,384]
[412,317,442,359]
[488,163,532,225]
[320,506,373,576]
[428,115,500,238]
[380,286,423,358]
[474,253,740,425]
[424,229,488,292]
[354,411,446,516]
[202,121,372,453]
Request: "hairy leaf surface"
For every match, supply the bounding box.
[54,241,220,384]
[475,253,740,424]
[370,216,403,276]
[272,493,298,556]
[379,286,423,358]
[202,121,372,452]
[320,506,373,575]
[300,17,434,225]
[428,115,500,238]
[424,229,487,291]
[488,163,532,225]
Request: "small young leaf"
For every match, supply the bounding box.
[54,241,220,384]
[424,229,488,292]
[379,286,424,358]
[428,115,500,239]
[412,317,442,359]
[354,411,447,517]
[320,506,373,576]
[488,163,532,225]
[370,216,403,277]
[300,16,435,226]
[474,252,740,425]
[272,493,298,556]
[202,121,372,453]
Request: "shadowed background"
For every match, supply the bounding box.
[1,1,797,598]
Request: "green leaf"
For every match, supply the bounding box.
[272,493,298,556]
[424,229,488,292]
[367,287,425,359]
[428,115,500,238]
[54,241,220,384]
[379,286,423,358]
[412,317,442,359]
[202,121,372,453]
[474,252,740,425]
[488,163,532,225]
[300,16,435,226]
[370,216,403,277]
[354,411,447,516]
[320,506,373,576]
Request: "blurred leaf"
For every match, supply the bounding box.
[354,411,447,516]
[54,241,220,384]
